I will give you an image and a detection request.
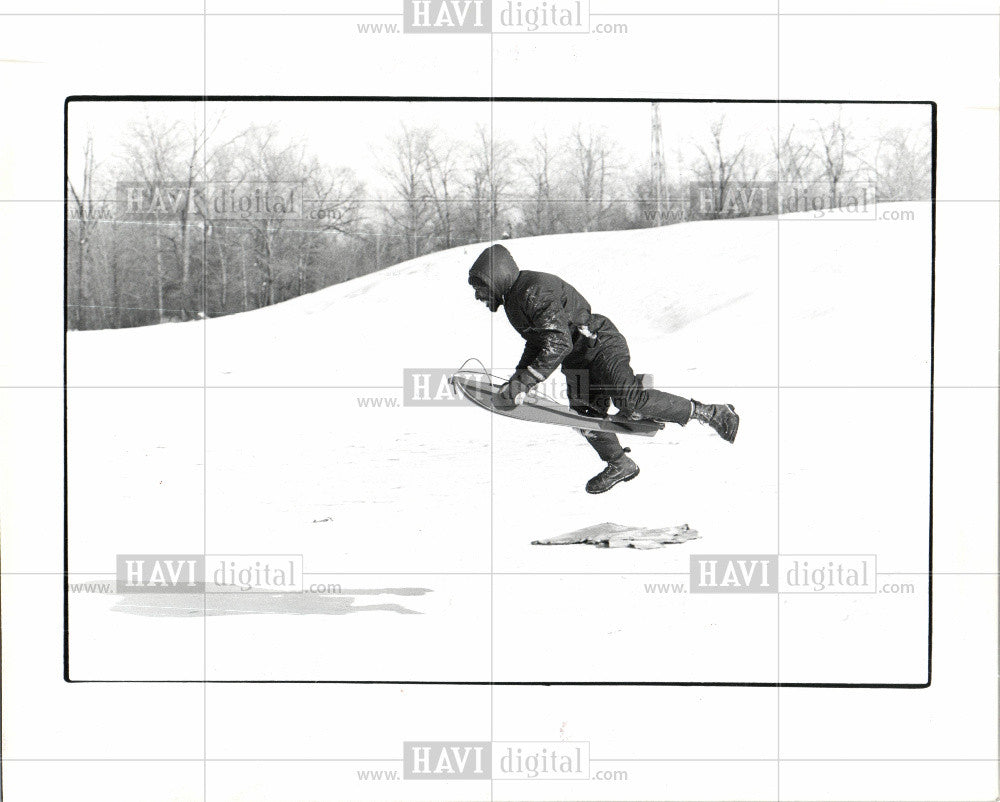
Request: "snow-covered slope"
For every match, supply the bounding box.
[67,203,933,684]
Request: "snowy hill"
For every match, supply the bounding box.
[67,203,933,684]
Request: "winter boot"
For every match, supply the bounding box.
[691,401,739,443]
[585,447,640,494]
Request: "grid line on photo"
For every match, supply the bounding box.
[995,12,1000,802]
[0,10,403,15]
[202,4,209,801]
[4,10,1000,15]
[776,13,783,794]
[17,570,976,575]
[1,756,997,763]
[17,384,999,388]
[12,196,969,202]
[489,21,496,764]
[19,195,1000,198]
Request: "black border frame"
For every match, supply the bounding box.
[61,95,937,688]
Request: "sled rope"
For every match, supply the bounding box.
[454,356,564,406]
[455,357,505,386]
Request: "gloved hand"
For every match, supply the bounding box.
[493,377,529,411]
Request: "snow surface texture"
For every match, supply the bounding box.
[67,203,931,683]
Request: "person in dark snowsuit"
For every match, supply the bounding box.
[468,243,739,494]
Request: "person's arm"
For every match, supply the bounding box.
[507,285,574,390]
[515,343,541,372]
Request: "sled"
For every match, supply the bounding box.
[450,370,664,437]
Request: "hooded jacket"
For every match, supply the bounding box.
[468,244,594,386]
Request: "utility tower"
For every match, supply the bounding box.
[650,102,667,226]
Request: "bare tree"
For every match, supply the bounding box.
[145,111,198,310]
[772,124,816,186]
[466,124,515,242]
[814,110,858,200]
[568,126,620,232]
[381,124,434,259]
[66,133,100,329]
[293,160,366,295]
[688,116,769,218]
[203,127,336,307]
[868,125,931,201]
[517,131,562,236]
[692,117,748,219]
[422,130,460,249]
[123,109,202,320]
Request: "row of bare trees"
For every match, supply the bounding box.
[379,122,628,258]
[67,110,931,330]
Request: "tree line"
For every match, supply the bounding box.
[67,109,931,330]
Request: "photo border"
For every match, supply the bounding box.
[61,95,937,688]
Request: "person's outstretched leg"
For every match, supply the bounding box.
[590,323,740,442]
[631,387,693,424]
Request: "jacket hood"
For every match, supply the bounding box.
[468,244,520,302]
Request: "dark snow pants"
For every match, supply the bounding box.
[561,315,692,463]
